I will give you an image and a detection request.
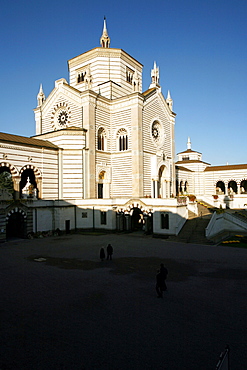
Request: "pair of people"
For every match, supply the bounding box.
[156,263,168,298]
[100,244,113,261]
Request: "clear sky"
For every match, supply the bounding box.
[0,0,246,165]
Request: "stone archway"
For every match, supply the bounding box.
[20,165,42,199]
[6,208,27,239]
[131,207,144,231]
[97,167,110,199]
[240,180,247,194]
[0,162,19,199]
[116,201,153,234]
[216,181,225,194]
[98,170,105,199]
[228,180,237,194]
[158,165,170,198]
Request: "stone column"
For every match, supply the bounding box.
[13,177,20,199]
[131,95,144,198]
[83,93,96,199]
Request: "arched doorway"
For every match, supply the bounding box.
[116,205,153,234]
[98,170,105,199]
[131,207,144,231]
[6,211,26,239]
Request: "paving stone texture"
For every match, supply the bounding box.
[0,233,246,369]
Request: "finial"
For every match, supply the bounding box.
[187,137,191,150]
[100,17,110,48]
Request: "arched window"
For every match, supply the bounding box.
[184,181,189,193]
[97,128,106,151]
[228,180,237,194]
[216,181,225,194]
[20,168,37,199]
[0,167,14,198]
[179,181,184,194]
[240,180,247,194]
[117,129,128,151]
[77,72,85,83]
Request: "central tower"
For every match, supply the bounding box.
[68,19,142,99]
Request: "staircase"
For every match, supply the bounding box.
[169,202,214,244]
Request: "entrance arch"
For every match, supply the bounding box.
[6,209,27,239]
[131,207,144,231]
[116,202,153,234]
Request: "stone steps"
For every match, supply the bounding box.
[169,202,214,244]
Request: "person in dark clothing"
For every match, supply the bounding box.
[156,264,168,297]
[156,271,165,298]
[106,244,113,260]
[100,247,105,261]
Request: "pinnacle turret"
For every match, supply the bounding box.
[166,90,173,110]
[149,61,160,89]
[37,84,45,107]
[100,17,110,48]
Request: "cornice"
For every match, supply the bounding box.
[33,128,87,140]
[0,143,57,153]
[68,47,143,70]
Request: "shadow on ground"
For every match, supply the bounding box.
[27,256,196,282]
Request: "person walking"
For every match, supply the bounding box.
[100,247,105,261]
[156,270,165,298]
[106,244,113,260]
[156,264,168,297]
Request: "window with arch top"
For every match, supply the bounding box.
[117,128,128,151]
[97,128,106,151]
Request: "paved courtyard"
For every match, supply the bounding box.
[0,233,246,369]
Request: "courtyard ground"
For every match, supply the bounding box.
[0,233,246,369]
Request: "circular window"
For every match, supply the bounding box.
[58,111,68,125]
[151,121,161,142]
[51,102,71,130]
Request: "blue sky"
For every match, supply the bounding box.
[0,0,246,165]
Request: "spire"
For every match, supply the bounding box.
[100,17,110,48]
[149,61,160,88]
[37,84,45,107]
[166,90,173,110]
[187,137,191,150]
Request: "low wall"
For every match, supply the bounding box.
[206,211,247,241]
